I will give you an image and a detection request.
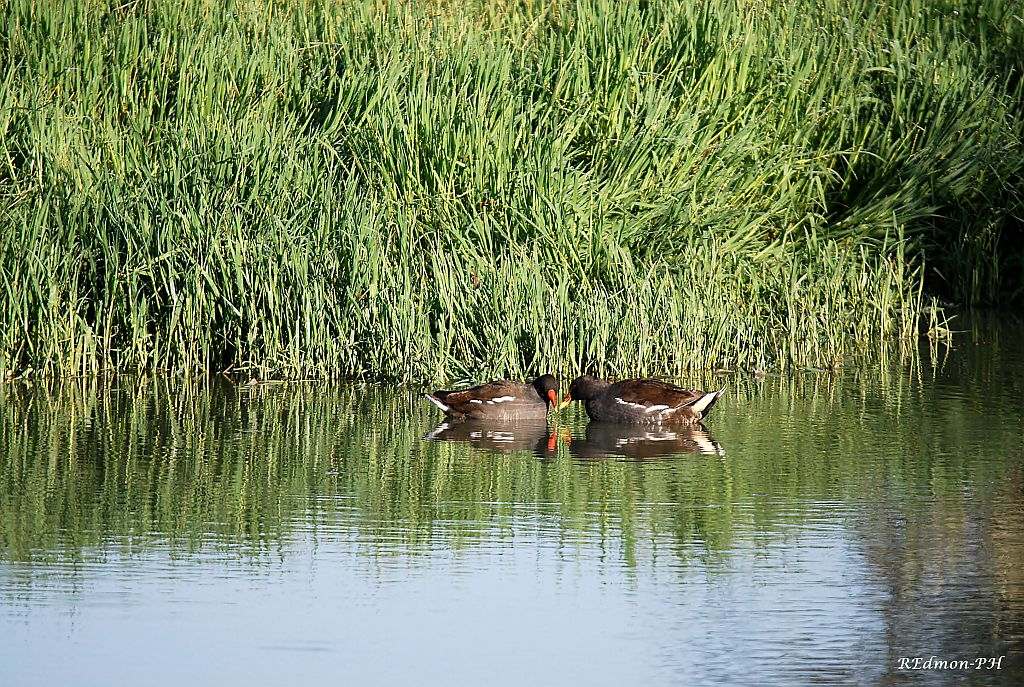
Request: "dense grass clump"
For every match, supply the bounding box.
[1,0,1021,381]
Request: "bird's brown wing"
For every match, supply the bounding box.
[436,380,529,412]
[609,379,704,409]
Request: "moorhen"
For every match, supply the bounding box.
[424,374,560,420]
[565,375,723,426]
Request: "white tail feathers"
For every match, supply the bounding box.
[688,388,725,417]
[424,394,450,412]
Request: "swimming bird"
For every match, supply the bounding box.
[565,375,724,426]
[423,374,560,420]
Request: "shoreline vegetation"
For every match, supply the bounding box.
[1,0,1021,382]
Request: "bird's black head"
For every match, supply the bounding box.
[532,374,560,408]
[567,375,608,402]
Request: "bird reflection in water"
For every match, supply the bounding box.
[425,419,723,460]
[569,423,724,459]
[424,419,558,458]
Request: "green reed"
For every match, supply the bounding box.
[1,0,1021,381]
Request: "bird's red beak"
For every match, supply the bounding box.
[547,389,558,408]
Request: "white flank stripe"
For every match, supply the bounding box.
[645,404,669,413]
[491,396,516,403]
[614,397,647,410]
[469,399,483,404]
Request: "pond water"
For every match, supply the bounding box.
[2,322,1022,686]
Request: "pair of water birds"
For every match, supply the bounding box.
[425,374,724,426]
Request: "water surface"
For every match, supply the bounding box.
[2,324,1023,686]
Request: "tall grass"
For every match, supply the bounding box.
[1,0,1021,381]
